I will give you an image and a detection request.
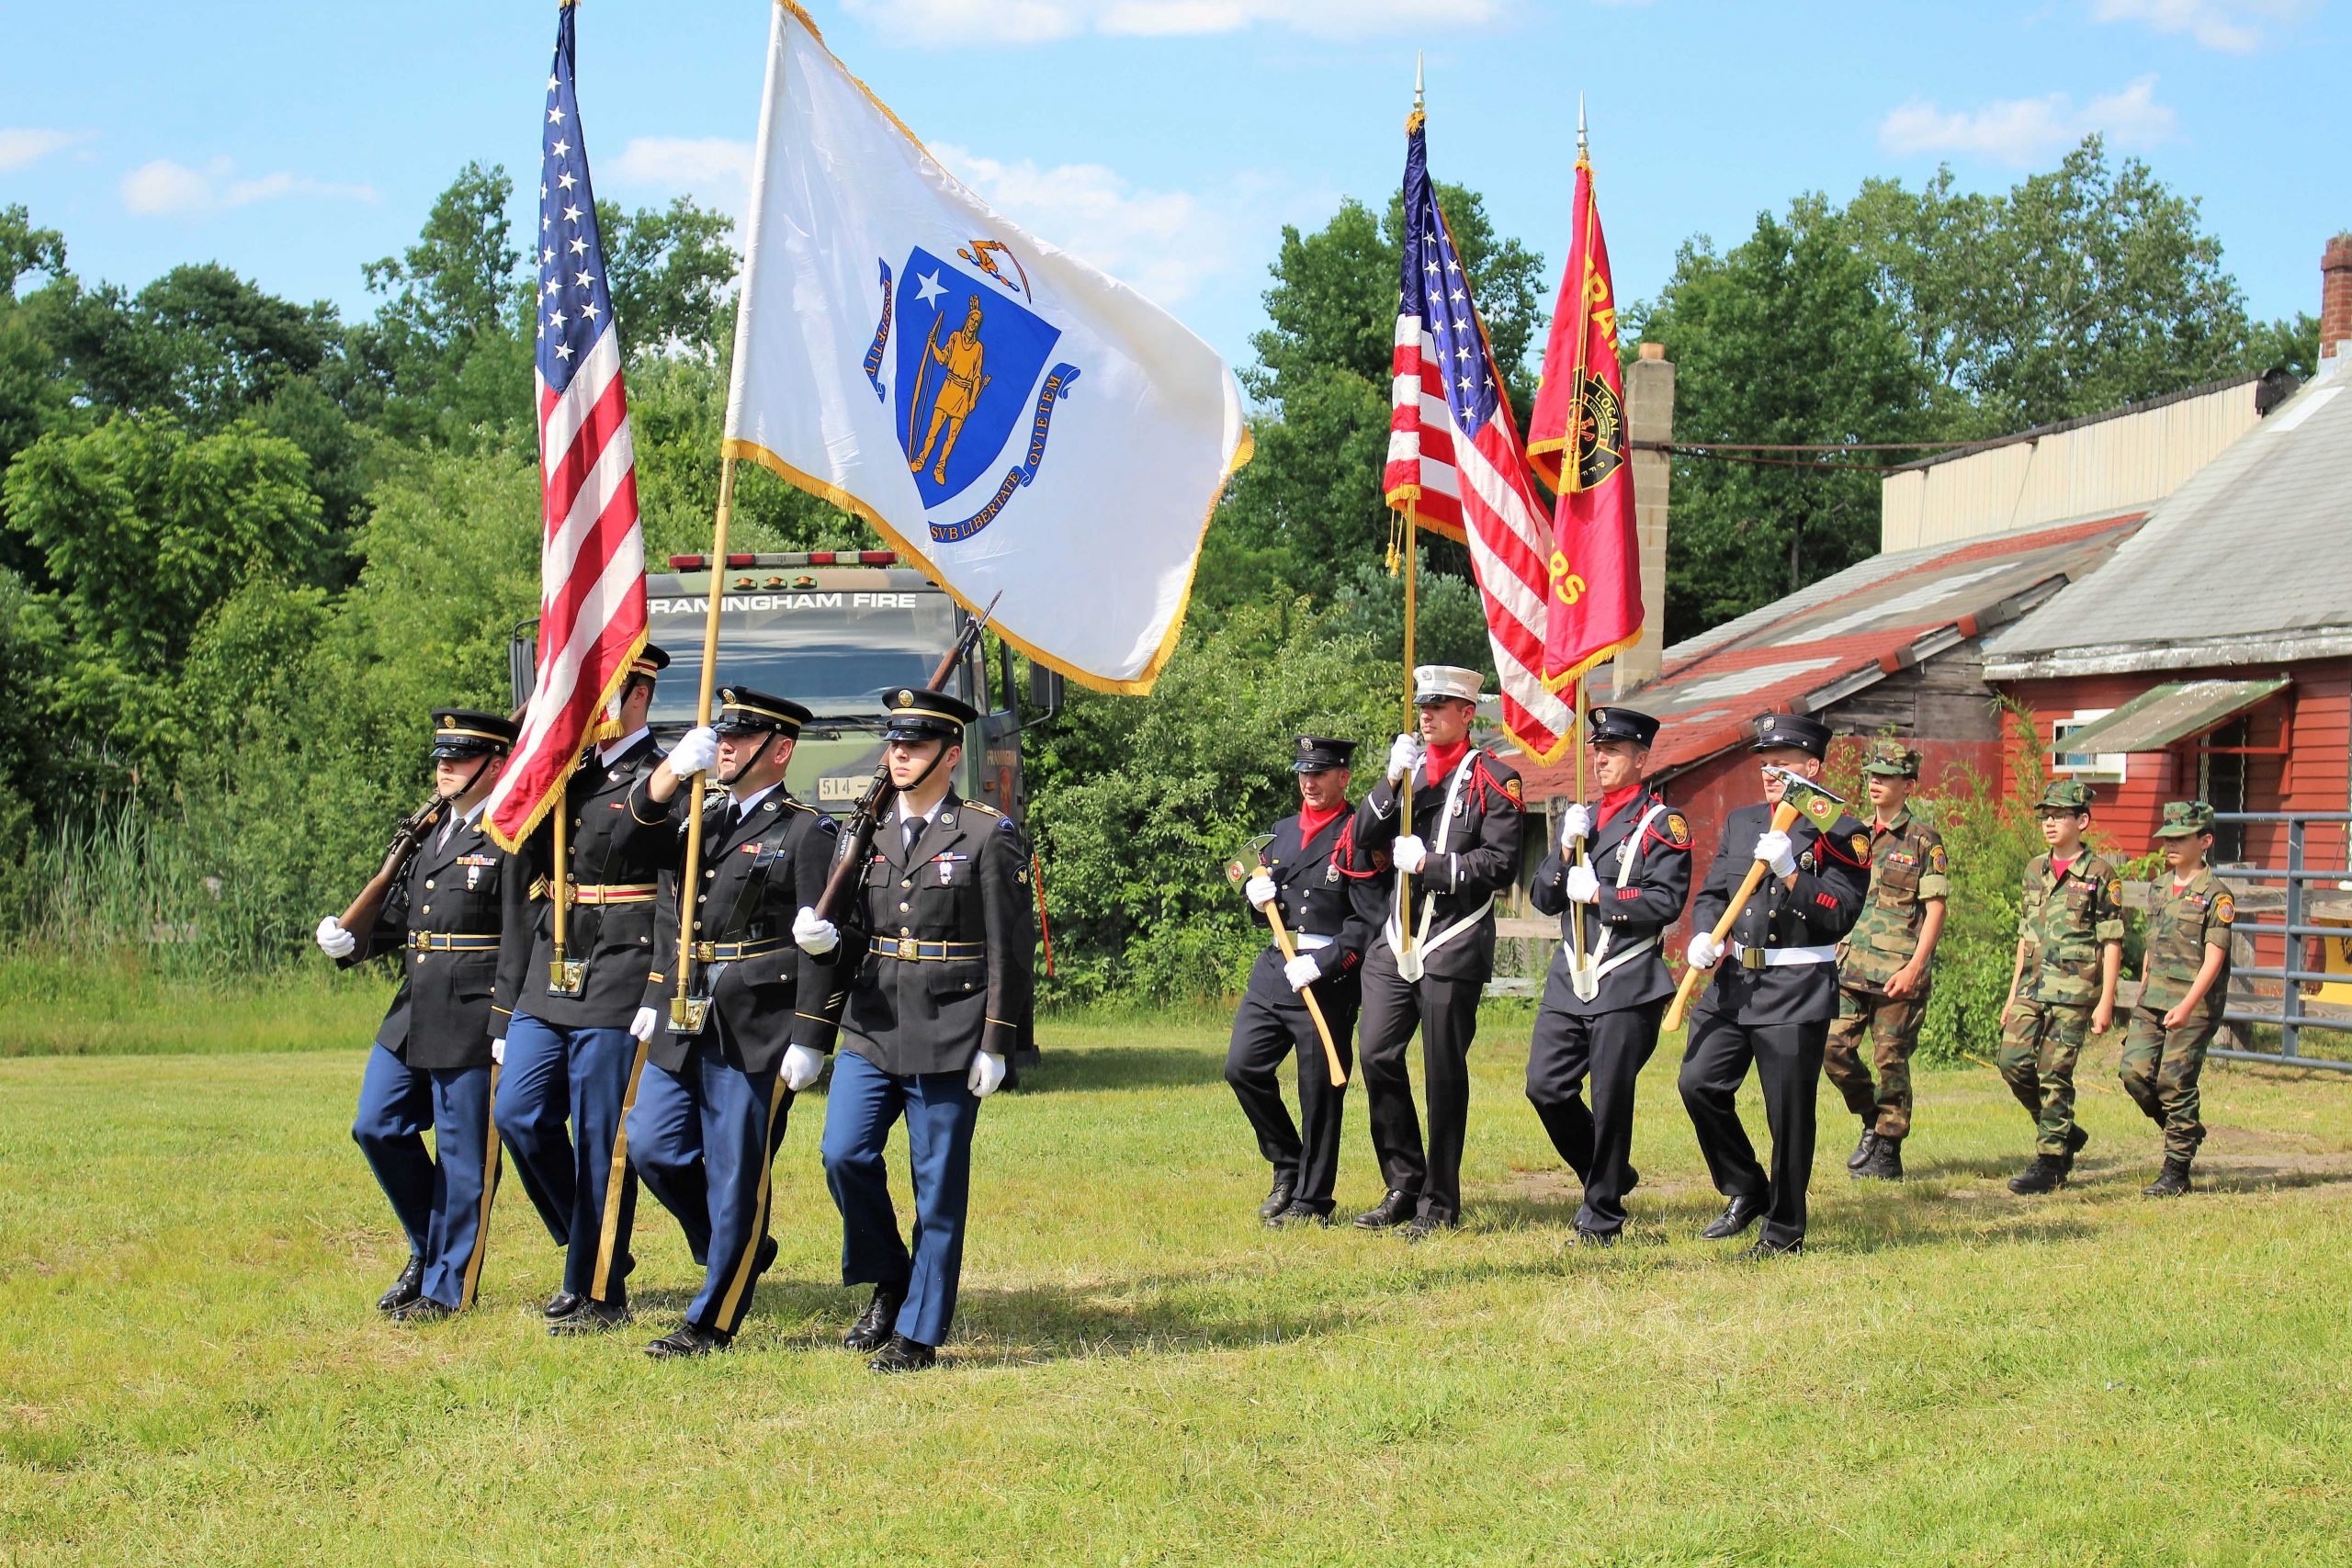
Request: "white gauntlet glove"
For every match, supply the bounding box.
[1755,829,1798,878]
[1559,803,1594,845]
[791,906,840,955]
[967,1050,1007,1098]
[314,916,356,960]
[1385,732,1424,785]
[1391,834,1429,874]
[1564,863,1601,905]
[1687,931,1724,970]
[665,726,718,780]
[628,1005,659,1042]
[1243,873,1277,910]
[782,1043,826,1092]
[492,1037,506,1066]
[1283,953,1322,991]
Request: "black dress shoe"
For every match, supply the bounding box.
[1268,1201,1332,1229]
[1400,1213,1456,1245]
[1739,1235,1803,1259]
[378,1257,424,1314]
[543,1291,584,1321]
[844,1284,906,1352]
[1257,1176,1298,1221]
[753,1234,778,1278]
[1847,1125,1879,1171]
[1352,1189,1418,1230]
[390,1295,453,1323]
[1571,1224,1619,1247]
[548,1293,631,1336]
[868,1333,937,1372]
[1700,1194,1764,1240]
[645,1323,732,1359]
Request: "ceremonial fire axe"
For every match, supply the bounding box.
[1227,836,1347,1089]
[1660,769,1849,1034]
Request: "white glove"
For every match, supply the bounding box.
[1560,803,1594,845]
[1756,829,1798,878]
[783,1043,826,1092]
[1385,732,1423,784]
[1392,834,1429,874]
[628,1005,659,1042]
[314,916,356,959]
[665,726,718,779]
[492,1037,506,1066]
[1565,863,1601,905]
[792,906,840,955]
[967,1049,1007,1098]
[1687,931,1724,970]
[1283,953,1322,991]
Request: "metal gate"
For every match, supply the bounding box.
[2210,811,2352,1069]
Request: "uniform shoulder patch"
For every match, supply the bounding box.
[1504,776,1522,803]
[2106,877,2124,903]
[1928,842,1949,874]
[1849,830,1871,863]
[2213,893,2234,923]
[1664,812,1690,846]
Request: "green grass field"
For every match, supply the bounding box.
[4,1001,2349,1565]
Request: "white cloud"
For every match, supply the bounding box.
[2090,0,2306,53]
[1877,75,2177,165]
[845,0,1499,43]
[611,136,755,195]
[120,157,377,217]
[929,142,1220,304]
[0,128,90,173]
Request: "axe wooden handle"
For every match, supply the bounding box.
[1263,902,1347,1089]
[1662,799,1804,1033]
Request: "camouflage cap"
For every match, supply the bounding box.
[1861,739,1921,777]
[2036,778,2095,812]
[2154,799,2217,838]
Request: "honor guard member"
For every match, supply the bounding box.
[1996,779,2123,1195]
[1228,736,1382,1226]
[1678,713,1870,1257]
[491,646,672,1334]
[612,687,843,1358]
[315,710,529,1320]
[1524,705,1690,1244]
[808,686,1035,1372]
[1824,740,1950,1183]
[2121,801,2234,1197]
[1349,665,1526,1242]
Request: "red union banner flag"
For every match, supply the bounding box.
[1526,155,1640,692]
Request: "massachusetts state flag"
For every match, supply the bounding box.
[1526,153,1641,692]
[1382,112,1572,763]
[486,0,648,852]
[721,3,1250,694]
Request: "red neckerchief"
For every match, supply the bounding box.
[1423,737,1469,783]
[1296,800,1346,843]
[1598,783,1643,825]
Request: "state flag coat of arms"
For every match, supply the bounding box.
[724,3,1250,693]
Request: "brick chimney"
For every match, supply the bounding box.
[1614,343,1673,691]
[2324,233,2352,374]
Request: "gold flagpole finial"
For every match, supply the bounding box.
[1577,94,1589,156]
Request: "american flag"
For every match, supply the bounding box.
[486,0,648,851]
[1382,116,1572,763]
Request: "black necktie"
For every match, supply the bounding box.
[904,816,926,854]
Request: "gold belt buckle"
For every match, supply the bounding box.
[1741,944,1767,971]
[896,934,920,961]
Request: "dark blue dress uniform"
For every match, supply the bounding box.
[820,686,1035,1363]
[1349,715,1526,1232]
[1225,737,1382,1223]
[342,710,531,1315]
[1678,713,1870,1253]
[1525,706,1691,1238]
[616,688,845,1348]
[492,645,672,1321]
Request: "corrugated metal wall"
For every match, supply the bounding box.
[1881,382,2259,552]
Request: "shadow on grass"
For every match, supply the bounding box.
[1013,1044,1224,1094]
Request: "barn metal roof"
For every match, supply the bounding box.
[2051,678,2291,756]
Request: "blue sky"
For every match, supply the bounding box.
[4,0,2343,381]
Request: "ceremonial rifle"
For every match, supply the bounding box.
[336,792,454,940]
[810,591,1001,924]
[1226,835,1346,1088]
[1661,769,1849,1033]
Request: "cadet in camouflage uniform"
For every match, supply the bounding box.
[1825,740,1949,1182]
[1997,778,2124,1194]
[2121,801,2235,1198]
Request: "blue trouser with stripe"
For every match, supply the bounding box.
[627,1042,793,1336]
[351,1043,493,1309]
[820,1050,981,1350]
[493,1013,639,1300]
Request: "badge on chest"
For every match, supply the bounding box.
[458,852,496,891]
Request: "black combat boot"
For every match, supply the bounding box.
[2007,1154,2068,1194]
[2142,1156,2193,1197]
[1257,1175,1297,1221]
[1857,1136,1903,1181]
[843,1282,906,1352]
[1847,1122,1879,1171]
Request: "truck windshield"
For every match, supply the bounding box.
[644,586,958,725]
